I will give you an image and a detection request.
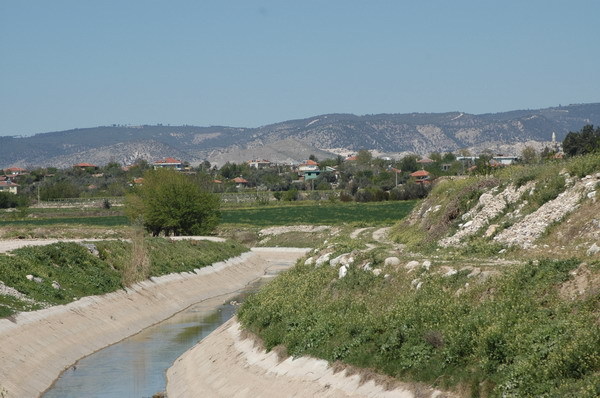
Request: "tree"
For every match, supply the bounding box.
[521,146,539,164]
[125,169,220,236]
[563,125,600,157]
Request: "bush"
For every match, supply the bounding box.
[282,189,299,201]
[0,192,28,209]
[125,169,220,236]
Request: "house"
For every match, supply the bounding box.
[410,170,431,184]
[492,155,519,165]
[0,180,19,194]
[232,177,249,188]
[5,167,26,175]
[73,163,98,170]
[298,159,319,172]
[153,157,184,170]
[247,159,271,169]
[297,159,320,181]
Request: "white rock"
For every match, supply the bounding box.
[26,274,34,281]
[372,268,382,276]
[443,268,458,277]
[362,262,372,271]
[315,253,332,267]
[416,281,423,290]
[51,281,61,290]
[330,254,343,267]
[587,191,596,199]
[587,243,600,256]
[405,260,420,270]
[338,265,348,279]
[422,260,432,270]
[411,278,420,287]
[498,248,507,254]
[384,257,401,267]
[304,257,314,266]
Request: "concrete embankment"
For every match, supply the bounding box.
[0,247,308,398]
[167,318,449,398]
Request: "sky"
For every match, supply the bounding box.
[1,0,599,136]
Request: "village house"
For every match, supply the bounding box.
[410,169,431,184]
[232,176,249,188]
[5,167,27,175]
[0,180,19,194]
[153,157,184,171]
[298,159,320,181]
[247,159,271,169]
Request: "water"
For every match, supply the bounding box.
[43,279,266,398]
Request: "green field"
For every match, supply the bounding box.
[221,200,416,226]
[0,201,416,228]
[0,216,129,227]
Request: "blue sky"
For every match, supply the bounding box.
[1,0,598,136]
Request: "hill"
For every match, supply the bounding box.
[2,103,600,169]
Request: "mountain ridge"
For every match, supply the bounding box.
[2,103,599,168]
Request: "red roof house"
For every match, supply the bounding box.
[410,170,431,183]
[153,157,184,170]
[5,167,27,175]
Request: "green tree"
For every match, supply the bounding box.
[521,146,539,164]
[563,125,600,157]
[125,169,220,236]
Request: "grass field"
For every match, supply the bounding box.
[0,216,129,227]
[0,201,417,228]
[222,200,417,226]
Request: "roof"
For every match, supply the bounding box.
[345,155,358,161]
[233,177,248,184]
[390,167,402,173]
[0,181,19,187]
[410,170,430,177]
[154,157,182,164]
[133,178,144,184]
[213,179,222,184]
[302,159,319,166]
[247,159,270,163]
[5,167,26,173]
[73,163,97,168]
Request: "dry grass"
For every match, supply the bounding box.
[122,226,150,286]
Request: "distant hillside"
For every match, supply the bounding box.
[2,103,600,168]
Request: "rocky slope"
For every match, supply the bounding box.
[2,103,600,168]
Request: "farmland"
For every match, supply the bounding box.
[0,200,416,229]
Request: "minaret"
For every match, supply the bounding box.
[552,131,556,143]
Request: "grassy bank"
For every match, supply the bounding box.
[0,238,247,318]
[239,254,600,397]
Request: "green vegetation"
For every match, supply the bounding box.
[0,215,128,227]
[239,257,600,397]
[125,169,221,236]
[563,124,600,157]
[221,200,416,227]
[0,239,246,317]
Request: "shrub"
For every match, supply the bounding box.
[125,169,220,236]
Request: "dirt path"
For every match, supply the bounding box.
[0,247,308,398]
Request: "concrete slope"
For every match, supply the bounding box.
[167,318,451,398]
[0,247,309,398]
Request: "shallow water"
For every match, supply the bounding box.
[42,278,266,398]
